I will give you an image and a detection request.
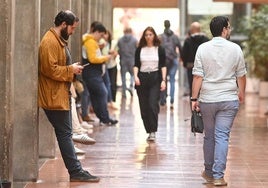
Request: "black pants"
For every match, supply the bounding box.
[187,68,193,97]
[136,71,160,133]
[108,66,118,102]
[44,109,82,175]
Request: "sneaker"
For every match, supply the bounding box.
[100,119,118,126]
[81,121,94,129]
[72,133,96,145]
[108,102,119,110]
[201,171,213,184]
[213,178,227,186]
[74,146,85,155]
[70,169,100,182]
[147,132,155,141]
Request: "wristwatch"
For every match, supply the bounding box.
[190,97,198,102]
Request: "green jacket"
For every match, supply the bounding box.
[38,28,74,110]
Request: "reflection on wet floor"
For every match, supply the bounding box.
[24,91,268,188]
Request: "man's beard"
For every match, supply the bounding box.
[61,26,69,40]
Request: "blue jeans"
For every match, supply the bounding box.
[200,100,239,179]
[44,109,82,175]
[81,82,91,117]
[83,72,110,123]
[120,61,134,97]
[160,58,178,104]
[103,68,112,102]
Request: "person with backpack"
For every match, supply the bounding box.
[117,27,138,98]
[159,20,182,109]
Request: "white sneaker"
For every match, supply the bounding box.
[108,102,118,110]
[147,132,156,141]
[73,127,89,135]
[72,133,96,145]
[74,146,85,155]
[81,121,94,129]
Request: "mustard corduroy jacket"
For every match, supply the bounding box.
[38,28,74,110]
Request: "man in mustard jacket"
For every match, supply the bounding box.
[38,10,99,182]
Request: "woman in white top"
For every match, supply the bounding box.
[133,26,167,141]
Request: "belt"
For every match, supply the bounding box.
[140,70,158,74]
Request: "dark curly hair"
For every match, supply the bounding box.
[54,10,79,26]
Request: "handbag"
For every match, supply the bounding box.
[191,110,204,135]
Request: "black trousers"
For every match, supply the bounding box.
[136,71,160,133]
[187,68,193,97]
[108,66,118,102]
[44,109,82,175]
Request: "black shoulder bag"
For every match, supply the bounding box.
[191,110,204,135]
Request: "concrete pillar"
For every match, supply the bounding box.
[90,0,98,21]
[81,0,91,34]
[70,0,82,63]
[38,0,58,159]
[0,0,15,184]
[102,0,113,31]
[58,0,71,11]
[179,0,187,87]
[12,0,40,182]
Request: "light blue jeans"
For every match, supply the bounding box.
[160,58,178,104]
[120,61,134,97]
[200,100,239,179]
[168,58,178,104]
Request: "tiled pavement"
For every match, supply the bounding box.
[24,89,268,188]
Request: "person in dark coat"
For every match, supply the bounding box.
[181,22,209,97]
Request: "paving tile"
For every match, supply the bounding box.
[24,90,268,188]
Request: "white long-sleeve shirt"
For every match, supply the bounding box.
[193,37,247,102]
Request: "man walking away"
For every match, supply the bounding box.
[191,16,246,186]
[159,20,182,109]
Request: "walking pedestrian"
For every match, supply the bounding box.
[191,16,247,186]
[117,27,138,98]
[159,20,182,108]
[133,26,167,141]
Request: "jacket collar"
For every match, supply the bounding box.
[49,28,67,47]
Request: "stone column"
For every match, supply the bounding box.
[71,0,82,63]
[0,0,15,183]
[81,0,91,34]
[58,0,71,11]
[90,0,98,21]
[12,0,40,181]
[38,0,58,159]
[101,0,113,31]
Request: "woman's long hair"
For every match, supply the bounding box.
[106,30,112,49]
[138,26,161,48]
